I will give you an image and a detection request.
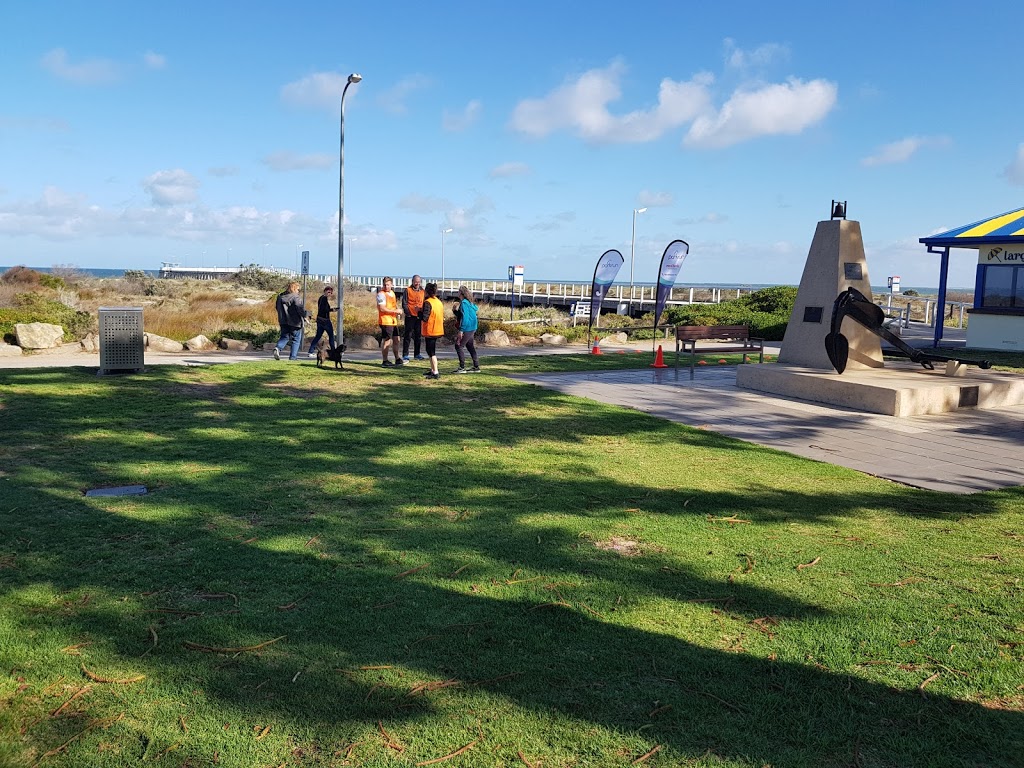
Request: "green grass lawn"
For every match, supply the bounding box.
[1,356,1022,767]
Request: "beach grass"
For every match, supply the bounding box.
[0,357,1022,767]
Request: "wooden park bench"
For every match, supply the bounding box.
[675,324,764,378]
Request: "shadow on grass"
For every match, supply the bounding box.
[1,364,1022,766]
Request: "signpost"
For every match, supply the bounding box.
[301,250,310,306]
[508,265,524,320]
[888,275,901,294]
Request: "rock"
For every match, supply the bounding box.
[145,333,184,352]
[184,334,216,351]
[14,322,64,349]
[348,334,381,350]
[35,343,86,355]
[482,330,511,347]
[219,337,252,351]
[80,332,98,353]
[598,332,628,346]
[0,343,23,356]
[540,333,568,345]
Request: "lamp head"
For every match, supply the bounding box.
[348,73,363,84]
[443,227,453,234]
[636,207,648,214]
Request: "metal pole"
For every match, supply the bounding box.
[629,209,636,315]
[336,73,362,347]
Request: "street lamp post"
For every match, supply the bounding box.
[347,237,357,283]
[441,227,453,287]
[629,207,647,315]
[336,72,362,346]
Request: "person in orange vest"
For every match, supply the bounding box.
[376,276,405,367]
[401,274,425,362]
[419,282,445,380]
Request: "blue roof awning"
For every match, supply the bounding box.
[920,206,1024,248]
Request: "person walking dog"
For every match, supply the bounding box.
[273,281,308,361]
[306,285,337,357]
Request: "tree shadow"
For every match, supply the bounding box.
[1,365,1022,766]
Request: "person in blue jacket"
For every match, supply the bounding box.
[451,285,480,373]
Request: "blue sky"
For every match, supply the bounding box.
[2,1,1021,288]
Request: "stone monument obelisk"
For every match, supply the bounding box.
[777,216,883,371]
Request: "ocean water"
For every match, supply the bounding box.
[0,266,158,278]
[0,265,968,297]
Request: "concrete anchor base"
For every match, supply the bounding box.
[736,362,1024,417]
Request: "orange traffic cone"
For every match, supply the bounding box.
[591,337,603,355]
[650,344,668,368]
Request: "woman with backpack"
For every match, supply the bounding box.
[452,285,481,373]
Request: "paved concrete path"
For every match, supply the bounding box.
[11,321,1012,494]
[513,365,1024,495]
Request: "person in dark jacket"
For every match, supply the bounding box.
[273,281,308,361]
[306,285,337,357]
[401,274,425,361]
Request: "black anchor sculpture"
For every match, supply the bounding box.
[824,287,991,374]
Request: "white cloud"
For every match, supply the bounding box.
[861,135,951,167]
[443,100,481,132]
[489,162,530,179]
[143,169,199,206]
[398,193,452,214]
[0,116,69,132]
[677,211,729,225]
[511,60,835,149]
[41,48,120,85]
[1003,143,1024,185]
[346,227,399,251]
[638,190,673,207]
[684,77,837,149]
[143,51,167,70]
[723,38,789,70]
[377,74,432,115]
[528,211,576,232]
[0,185,331,243]
[510,59,713,143]
[262,152,333,171]
[280,72,351,110]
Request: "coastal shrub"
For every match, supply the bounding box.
[732,285,797,314]
[0,292,93,343]
[663,286,796,341]
[0,266,41,286]
[233,265,281,291]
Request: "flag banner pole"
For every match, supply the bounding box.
[587,249,624,347]
[652,240,689,351]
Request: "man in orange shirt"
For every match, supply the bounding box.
[401,274,425,362]
[376,276,405,367]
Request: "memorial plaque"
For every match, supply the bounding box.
[803,306,823,323]
[843,262,863,280]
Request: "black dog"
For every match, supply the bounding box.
[316,342,346,370]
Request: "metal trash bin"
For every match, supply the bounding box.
[98,307,144,375]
